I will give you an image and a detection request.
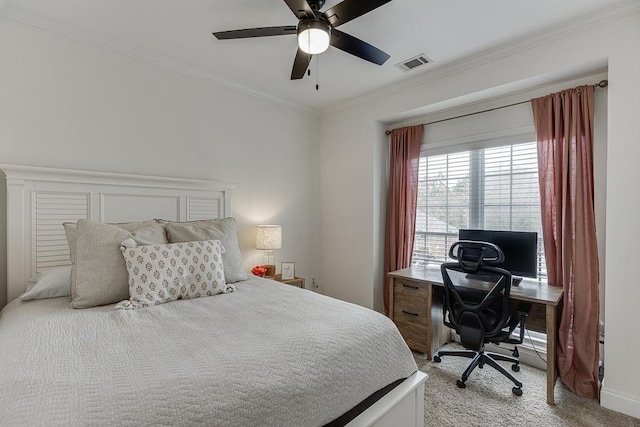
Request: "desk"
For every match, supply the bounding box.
[388,266,564,405]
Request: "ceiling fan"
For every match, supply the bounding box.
[213,0,392,80]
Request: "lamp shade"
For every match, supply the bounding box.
[297,20,331,55]
[256,225,282,250]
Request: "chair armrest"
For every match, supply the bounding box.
[514,302,532,342]
[499,302,532,343]
[516,302,532,315]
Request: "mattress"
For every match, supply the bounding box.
[0,276,417,426]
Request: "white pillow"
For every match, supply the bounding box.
[116,239,234,309]
[22,266,71,301]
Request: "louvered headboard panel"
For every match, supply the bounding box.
[187,197,222,221]
[1,165,235,306]
[34,192,90,273]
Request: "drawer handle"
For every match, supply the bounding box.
[402,310,419,317]
[402,284,419,290]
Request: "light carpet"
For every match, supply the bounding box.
[415,345,640,426]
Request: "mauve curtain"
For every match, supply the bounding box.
[531,85,600,398]
[384,125,423,315]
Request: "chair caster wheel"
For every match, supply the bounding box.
[511,364,520,372]
[433,355,441,363]
[456,380,466,388]
[512,387,523,396]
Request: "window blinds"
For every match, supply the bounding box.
[413,141,547,280]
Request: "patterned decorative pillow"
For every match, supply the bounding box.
[116,239,234,309]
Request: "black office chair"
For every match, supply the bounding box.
[433,240,531,396]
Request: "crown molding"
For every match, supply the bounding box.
[0,4,320,116]
[0,163,238,190]
[321,0,640,116]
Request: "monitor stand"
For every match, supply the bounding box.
[512,276,523,287]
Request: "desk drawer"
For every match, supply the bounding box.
[393,281,429,318]
[394,318,429,354]
[393,299,428,326]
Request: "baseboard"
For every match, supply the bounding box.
[601,386,640,419]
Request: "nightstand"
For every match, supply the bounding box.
[270,274,305,289]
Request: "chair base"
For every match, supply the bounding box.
[433,348,523,395]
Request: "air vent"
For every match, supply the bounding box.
[395,54,432,72]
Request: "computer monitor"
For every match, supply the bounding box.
[458,229,538,278]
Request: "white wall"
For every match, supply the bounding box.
[0,17,321,308]
[319,11,640,418]
[601,16,640,416]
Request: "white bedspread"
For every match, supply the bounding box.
[0,277,417,426]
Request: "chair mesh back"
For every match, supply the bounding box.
[440,241,513,350]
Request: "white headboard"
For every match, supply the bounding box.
[1,164,235,306]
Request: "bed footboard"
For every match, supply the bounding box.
[347,371,427,427]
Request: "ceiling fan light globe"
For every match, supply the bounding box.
[297,21,331,54]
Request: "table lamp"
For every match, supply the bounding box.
[256,225,282,277]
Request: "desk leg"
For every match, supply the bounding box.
[546,304,558,405]
[425,283,433,360]
[388,277,395,319]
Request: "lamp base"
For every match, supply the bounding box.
[264,265,276,276]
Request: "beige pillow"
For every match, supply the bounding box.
[64,219,161,300]
[72,220,168,308]
[116,239,233,309]
[164,218,248,283]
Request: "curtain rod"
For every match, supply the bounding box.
[384,79,608,135]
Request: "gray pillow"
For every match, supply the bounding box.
[72,220,168,308]
[164,218,248,283]
[64,219,158,264]
[64,219,161,301]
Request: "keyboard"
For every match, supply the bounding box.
[465,274,523,287]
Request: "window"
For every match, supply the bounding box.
[413,140,547,281]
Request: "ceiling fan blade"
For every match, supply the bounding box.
[322,0,392,27]
[291,49,312,80]
[330,29,390,65]
[213,26,297,40]
[283,0,317,20]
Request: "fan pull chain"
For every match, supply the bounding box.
[316,55,319,91]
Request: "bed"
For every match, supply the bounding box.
[0,164,427,426]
